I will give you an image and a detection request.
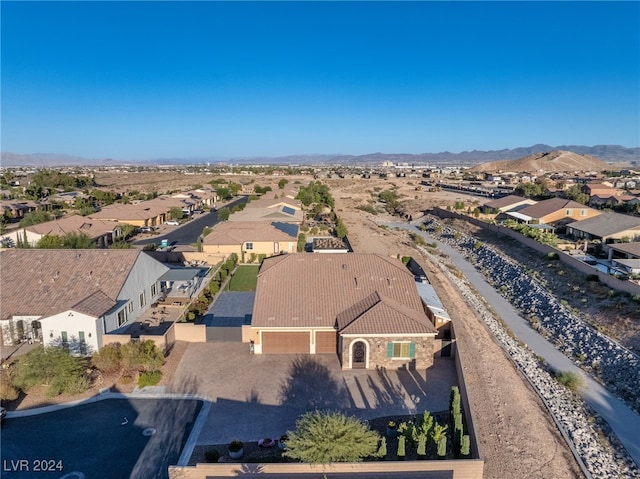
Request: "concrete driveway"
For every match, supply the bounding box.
[167,343,457,445]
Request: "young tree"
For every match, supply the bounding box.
[297,233,307,252]
[335,219,348,239]
[37,234,64,249]
[61,232,94,249]
[19,210,52,227]
[170,207,183,220]
[283,410,380,463]
[217,207,230,222]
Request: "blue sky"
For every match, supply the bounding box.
[2,1,639,160]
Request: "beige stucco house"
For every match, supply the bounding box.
[250,253,438,370]
[202,221,299,262]
[1,214,122,248]
[0,249,169,353]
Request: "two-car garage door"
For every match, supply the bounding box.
[261,332,310,354]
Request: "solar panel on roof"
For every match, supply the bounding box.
[282,206,295,216]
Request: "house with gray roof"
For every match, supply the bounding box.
[0,249,169,354]
[566,212,640,244]
[249,253,437,370]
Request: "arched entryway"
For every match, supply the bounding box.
[350,340,368,369]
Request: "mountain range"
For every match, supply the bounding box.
[1,144,638,167]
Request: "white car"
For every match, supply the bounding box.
[165,220,179,226]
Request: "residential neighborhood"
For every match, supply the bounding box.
[2,159,640,479]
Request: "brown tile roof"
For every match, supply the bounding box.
[337,291,436,335]
[0,249,142,320]
[71,290,117,317]
[252,253,432,330]
[26,215,119,239]
[517,198,590,219]
[229,205,303,223]
[203,221,298,246]
[245,197,301,210]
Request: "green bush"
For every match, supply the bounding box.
[461,435,470,456]
[397,436,406,459]
[283,410,380,464]
[92,343,122,373]
[138,370,162,388]
[555,371,584,392]
[120,340,165,373]
[13,346,90,397]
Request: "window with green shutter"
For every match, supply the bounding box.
[388,341,415,358]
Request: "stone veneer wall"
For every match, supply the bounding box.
[341,336,435,370]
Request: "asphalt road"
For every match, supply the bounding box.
[388,221,640,468]
[133,196,247,247]
[1,397,203,479]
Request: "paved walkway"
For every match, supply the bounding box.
[389,221,640,467]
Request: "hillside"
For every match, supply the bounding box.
[2,144,638,167]
[469,150,616,174]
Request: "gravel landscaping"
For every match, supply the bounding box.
[418,216,640,479]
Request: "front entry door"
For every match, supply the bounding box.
[352,341,366,369]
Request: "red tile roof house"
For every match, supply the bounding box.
[249,254,438,370]
[0,249,169,354]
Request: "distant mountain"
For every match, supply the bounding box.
[2,144,638,167]
[469,150,615,174]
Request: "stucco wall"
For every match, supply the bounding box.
[340,335,435,370]
[173,322,206,342]
[40,311,100,353]
[169,459,484,479]
[202,243,241,255]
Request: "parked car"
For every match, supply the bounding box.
[165,220,180,226]
[139,226,155,233]
[193,209,204,214]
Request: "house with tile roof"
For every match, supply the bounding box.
[249,253,437,370]
[0,214,122,248]
[481,194,536,214]
[0,249,169,354]
[202,221,299,261]
[0,199,40,220]
[566,212,640,244]
[506,198,600,227]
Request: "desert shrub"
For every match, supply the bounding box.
[0,370,19,401]
[120,340,165,373]
[555,371,584,392]
[137,370,162,388]
[283,410,380,463]
[13,346,90,397]
[91,343,122,373]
